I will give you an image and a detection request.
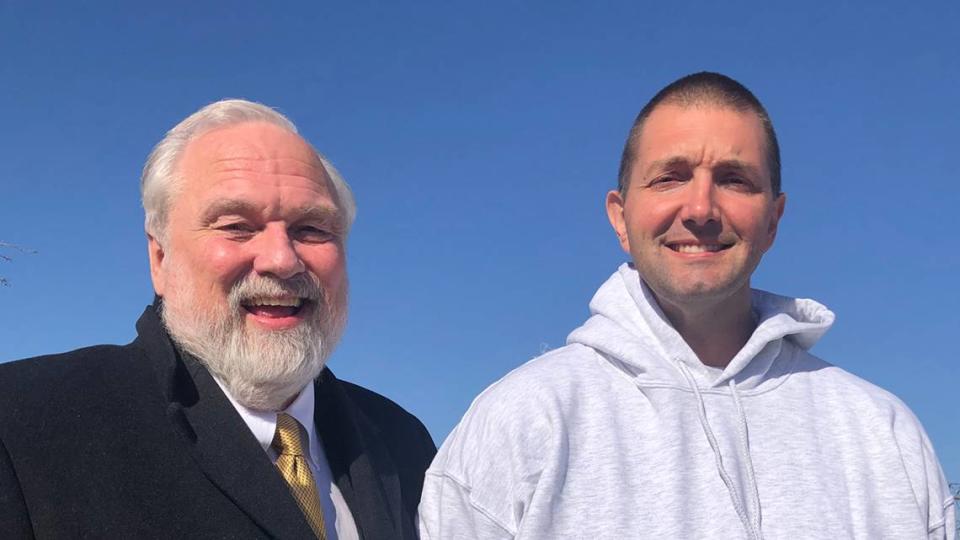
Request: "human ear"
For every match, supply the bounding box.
[147,233,167,296]
[766,193,786,249]
[605,190,631,253]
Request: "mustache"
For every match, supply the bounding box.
[227,273,325,308]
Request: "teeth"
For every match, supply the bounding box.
[247,297,303,307]
[673,244,723,253]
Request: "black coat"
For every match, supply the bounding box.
[0,306,436,539]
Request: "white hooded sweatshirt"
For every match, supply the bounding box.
[420,264,955,539]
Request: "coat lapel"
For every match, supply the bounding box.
[314,370,405,540]
[136,307,316,539]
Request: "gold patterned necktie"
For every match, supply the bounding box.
[272,413,328,539]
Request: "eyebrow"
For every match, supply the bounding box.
[713,159,762,178]
[643,156,692,178]
[643,156,762,178]
[200,199,342,228]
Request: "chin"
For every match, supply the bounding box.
[654,275,746,307]
[158,260,348,411]
[221,358,324,412]
[162,301,340,412]
[204,325,335,411]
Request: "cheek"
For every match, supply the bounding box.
[300,245,346,282]
[625,200,675,240]
[199,242,254,288]
[727,204,776,247]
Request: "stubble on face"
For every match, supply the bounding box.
[160,253,347,411]
[609,104,783,317]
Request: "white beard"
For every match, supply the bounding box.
[159,259,347,411]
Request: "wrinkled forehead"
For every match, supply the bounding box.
[178,122,331,190]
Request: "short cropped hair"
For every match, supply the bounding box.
[141,99,356,243]
[617,72,781,197]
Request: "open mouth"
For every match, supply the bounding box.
[241,297,310,318]
[665,243,732,254]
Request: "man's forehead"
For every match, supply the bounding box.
[635,104,767,169]
[181,122,325,178]
[641,103,763,138]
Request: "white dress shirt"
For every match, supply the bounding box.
[214,379,360,540]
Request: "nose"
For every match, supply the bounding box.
[679,173,720,227]
[252,225,305,280]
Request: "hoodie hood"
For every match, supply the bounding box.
[567,263,835,392]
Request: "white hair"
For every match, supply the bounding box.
[140,99,356,243]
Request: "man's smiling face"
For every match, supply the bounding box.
[607,104,785,313]
[147,121,348,410]
[151,121,347,334]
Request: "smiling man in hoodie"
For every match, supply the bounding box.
[418,72,955,539]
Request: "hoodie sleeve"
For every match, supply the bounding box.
[418,363,563,540]
[926,474,956,540]
[929,500,956,540]
[891,402,956,540]
[418,470,516,539]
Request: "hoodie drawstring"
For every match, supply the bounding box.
[730,378,763,536]
[676,362,763,540]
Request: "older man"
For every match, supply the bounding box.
[0,100,435,539]
[419,73,955,538]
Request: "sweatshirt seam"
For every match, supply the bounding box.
[424,470,518,536]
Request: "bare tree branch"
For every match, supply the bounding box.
[0,241,36,286]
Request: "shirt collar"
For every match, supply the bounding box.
[213,378,317,457]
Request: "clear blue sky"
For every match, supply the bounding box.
[1,1,957,482]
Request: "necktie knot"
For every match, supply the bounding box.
[273,413,307,457]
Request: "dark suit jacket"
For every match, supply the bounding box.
[0,306,436,539]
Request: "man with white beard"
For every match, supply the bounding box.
[0,100,436,539]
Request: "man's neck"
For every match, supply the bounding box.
[655,287,756,369]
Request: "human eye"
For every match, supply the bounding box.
[719,174,757,192]
[215,221,257,239]
[648,173,684,190]
[294,225,337,244]
[722,175,746,185]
